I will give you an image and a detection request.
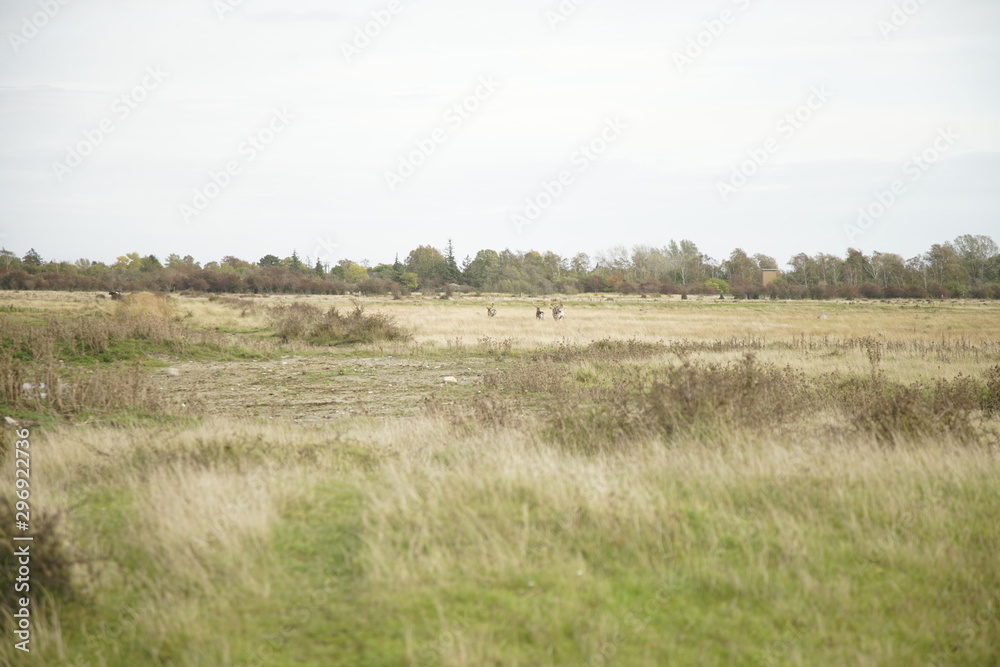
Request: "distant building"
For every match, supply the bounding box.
[762,269,780,287]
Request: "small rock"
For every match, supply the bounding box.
[165,368,180,376]
[442,376,458,384]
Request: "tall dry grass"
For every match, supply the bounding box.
[0,291,997,665]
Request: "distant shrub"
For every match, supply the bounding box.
[903,285,930,299]
[946,281,968,298]
[835,284,858,300]
[808,284,831,300]
[928,283,948,299]
[859,283,883,299]
[266,302,410,346]
[327,279,352,295]
[357,278,392,296]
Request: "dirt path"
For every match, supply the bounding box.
[156,354,493,422]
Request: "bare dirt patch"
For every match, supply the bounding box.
[156,354,495,422]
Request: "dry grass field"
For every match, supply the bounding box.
[1,290,999,666]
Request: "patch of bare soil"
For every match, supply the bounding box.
[156,355,494,422]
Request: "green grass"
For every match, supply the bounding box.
[6,420,999,666]
[3,295,999,666]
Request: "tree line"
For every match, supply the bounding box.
[2,234,998,300]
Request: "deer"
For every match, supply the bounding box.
[486,303,497,318]
[535,306,545,320]
[108,291,123,300]
[551,303,565,321]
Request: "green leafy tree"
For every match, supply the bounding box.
[705,278,730,294]
[952,234,998,285]
[398,272,419,291]
[259,254,281,267]
[753,253,778,270]
[284,250,305,271]
[0,249,23,271]
[221,256,253,271]
[924,243,967,285]
[372,263,398,281]
[464,249,501,290]
[21,248,42,269]
[139,255,162,272]
[113,253,142,271]
[343,263,369,284]
[406,246,449,289]
[724,248,758,284]
[569,252,591,276]
[444,238,460,282]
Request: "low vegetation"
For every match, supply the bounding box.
[0,292,997,666]
[266,301,410,346]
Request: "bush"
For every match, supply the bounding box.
[705,278,730,295]
[835,284,859,300]
[541,352,816,451]
[266,302,410,346]
[640,354,812,438]
[834,374,982,444]
[946,281,968,298]
[928,283,948,299]
[356,278,392,296]
[809,284,832,300]
[859,283,883,299]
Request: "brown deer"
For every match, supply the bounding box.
[486,303,497,318]
[551,303,564,321]
[535,306,545,320]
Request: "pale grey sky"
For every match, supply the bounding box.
[1,0,998,268]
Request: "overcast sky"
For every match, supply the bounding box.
[1,0,998,269]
